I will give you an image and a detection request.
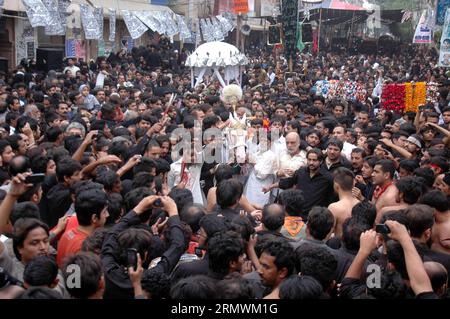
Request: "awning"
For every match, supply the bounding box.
[302,0,367,11]
[300,0,370,25]
[3,0,173,18]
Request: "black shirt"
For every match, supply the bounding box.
[279,167,334,216]
[170,255,209,284]
[101,211,185,299]
[322,156,352,174]
[416,243,450,283]
[45,183,72,228]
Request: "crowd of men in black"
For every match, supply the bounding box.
[0,37,450,299]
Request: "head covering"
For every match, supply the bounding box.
[407,135,422,149]
[78,84,88,93]
[394,118,407,126]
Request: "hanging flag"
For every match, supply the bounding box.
[177,14,191,40]
[297,22,305,52]
[109,8,116,42]
[437,0,450,25]
[57,0,71,29]
[94,7,104,40]
[80,4,102,39]
[134,11,161,33]
[439,8,450,66]
[121,10,148,39]
[42,0,65,35]
[22,0,50,27]
[312,29,318,54]
[413,9,433,44]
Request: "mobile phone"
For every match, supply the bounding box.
[375,224,390,234]
[25,173,46,184]
[153,198,163,207]
[126,248,138,270]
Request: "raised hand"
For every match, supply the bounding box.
[8,173,33,198]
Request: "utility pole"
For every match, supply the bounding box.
[237,14,242,49]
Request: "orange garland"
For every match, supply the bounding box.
[404,82,414,112]
[413,82,426,110]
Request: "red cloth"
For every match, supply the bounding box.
[96,106,124,122]
[373,182,394,202]
[186,235,204,256]
[313,30,318,54]
[56,228,89,268]
[50,215,79,241]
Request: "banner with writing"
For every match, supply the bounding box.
[413,10,432,44]
[109,8,116,42]
[439,8,450,67]
[234,0,249,14]
[437,0,450,25]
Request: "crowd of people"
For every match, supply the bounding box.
[0,35,450,300]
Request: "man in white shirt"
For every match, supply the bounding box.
[167,147,204,205]
[63,58,80,76]
[270,117,287,155]
[277,132,307,178]
[268,67,276,86]
[263,132,307,202]
[332,124,356,161]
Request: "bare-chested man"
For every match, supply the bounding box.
[421,190,450,255]
[328,167,360,237]
[371,160,398,222]
[378,176,427,222]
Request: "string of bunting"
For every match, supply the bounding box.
[21,0,235,43]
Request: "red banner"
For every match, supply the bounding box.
[234,0,249,13]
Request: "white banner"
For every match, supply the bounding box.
[109,8,116,42]
[260,0,280,17]
[80,4,102,39]
[413,9,433,44]
[134,11,161,33]
[439,8,450,67]
[22,0,51,27]
[122,10,148,39]
[94,7,104,40]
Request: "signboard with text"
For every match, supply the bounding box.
[234,0,249,14]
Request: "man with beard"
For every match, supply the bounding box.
[279,148,334,215]
[322,138,352,174]
[350,148,365,176]
[380,134,422,160]
[405,204,450,278]
[332,125,357,161]
[258,238,295,299]
[371,159,398,215]
[262,132,307,201]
